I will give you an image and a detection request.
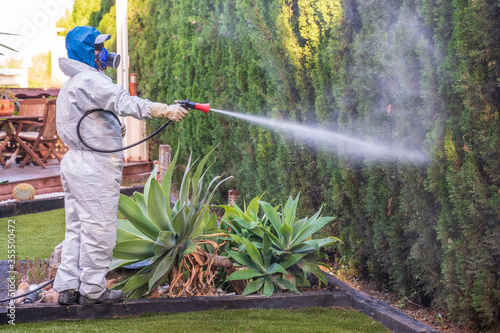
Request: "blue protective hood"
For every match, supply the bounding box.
[66,26,101,68]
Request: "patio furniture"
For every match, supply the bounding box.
[19,98,48,117]
[16,99,60,168]
[17,98,48,133]
[1,115,44,168]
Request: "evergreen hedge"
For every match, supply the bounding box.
[59,0,499,329]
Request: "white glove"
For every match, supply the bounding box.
[151,103,189,122]
[120,122,126,137]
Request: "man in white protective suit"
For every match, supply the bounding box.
[54,26,188,305]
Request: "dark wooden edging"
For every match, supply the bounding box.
[0,196,65,219]
[0,186,144,218]
[0,290,335,324]
[325,274,439,333]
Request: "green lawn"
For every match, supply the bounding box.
[0,208,129,260]
[3,307,389,332]
[0,209,66,260]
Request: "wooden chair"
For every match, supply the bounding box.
[17,98,48,135]
[19,98,48,116]
[16,99,60,168]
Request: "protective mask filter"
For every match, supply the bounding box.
[106,52,121,69]
[95,47,121,70]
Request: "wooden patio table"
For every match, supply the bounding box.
[0,115,43,168]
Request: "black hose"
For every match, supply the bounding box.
[76,110,172,153]
[0,278,55,303]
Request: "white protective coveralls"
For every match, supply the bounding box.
[53,57,153,298]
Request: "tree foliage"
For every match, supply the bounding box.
[28,52,51,88]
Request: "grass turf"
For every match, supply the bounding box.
[2,307,389,332]
[0,208,66,260]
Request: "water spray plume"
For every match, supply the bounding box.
[210,108,431,165]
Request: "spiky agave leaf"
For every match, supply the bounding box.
[118,195,159,240]
[259,201,282,236]
[148,249,178,291]
[117,219,149,239]
[181,175,232,244]
[113,239,155,260]
[143,167,158,207]
[191,145,219,201]
[283,193,300,226]
[147,179,173,232]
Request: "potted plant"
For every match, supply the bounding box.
[0,86,16,116]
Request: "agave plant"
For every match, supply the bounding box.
[110,145,231,298]
[219,194,339,297]
[225,234,303,297]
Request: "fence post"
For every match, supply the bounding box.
[158,145,172,183]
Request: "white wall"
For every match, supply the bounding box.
[0,68,28,88]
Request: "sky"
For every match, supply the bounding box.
[0,0,75,67]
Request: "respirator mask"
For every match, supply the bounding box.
[95,43,121,71]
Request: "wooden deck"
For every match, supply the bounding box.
[0,161,152,201]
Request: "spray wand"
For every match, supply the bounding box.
[175,99,210,114]
[77,99,210,153]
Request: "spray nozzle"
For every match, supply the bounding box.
[175,99,210,114]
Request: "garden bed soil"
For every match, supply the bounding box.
[333,276,469,333]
